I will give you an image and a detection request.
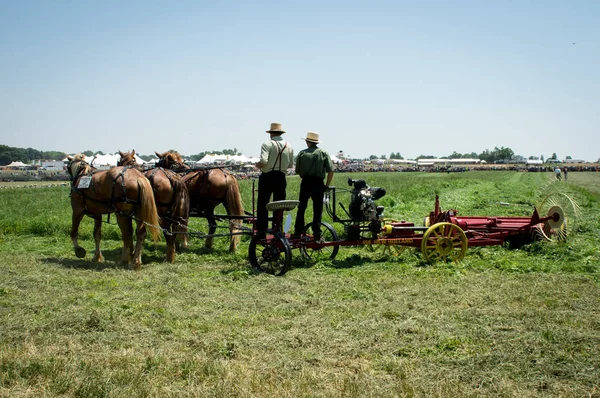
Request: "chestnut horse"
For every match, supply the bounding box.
[155,151,244,252]
[67,154,161,269]
[117,150,190,263]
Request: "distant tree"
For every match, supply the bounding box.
[83,150,94,157]
[565,155,572,160]
[0,145,67,165]
[541,155,544,162]
[479,146,514,163]
[369,155,378,160]
[389,152,403,159]
[528,156,539,160]
[380,155,387,160]
[189,153,205,161]
[447,151,478,159]
[41,151,67,160]
[551,153,558,160]
[416,155,435,160]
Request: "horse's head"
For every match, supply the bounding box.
[67,154,93,180]
[156,151,188,170]
[118,150,136,167]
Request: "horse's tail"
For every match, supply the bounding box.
[138,177,162,242]
[225,176,244,248]
[170,176,190,234]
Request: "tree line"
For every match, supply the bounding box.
[0,145,67,166]
[0,143,584,166]
[369,147,579,164]
[0,145,245,166]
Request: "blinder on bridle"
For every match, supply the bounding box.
[157,155,180,169]
[67,158,89,181]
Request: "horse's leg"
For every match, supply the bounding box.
[71,210,86,258]
[91,217,104,263]
[222,203,240,253]
[205,210,216,250]
[132,220,148,270]
[116,215,133,266]
[177,227,189,250]
[224,178,243,253]
[165,223,176,263]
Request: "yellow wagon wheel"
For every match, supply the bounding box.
[421,222,468,263]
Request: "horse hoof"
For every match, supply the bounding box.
[75,247,86,258]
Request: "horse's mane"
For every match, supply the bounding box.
[70,153,94,176]
[167,151,185,164]
[118,150,138,167]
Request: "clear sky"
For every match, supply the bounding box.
[1,0,598,161]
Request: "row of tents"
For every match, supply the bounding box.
[2,154,584,171]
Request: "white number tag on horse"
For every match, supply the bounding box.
[77,176,92,189]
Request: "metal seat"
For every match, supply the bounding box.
[266,200,299,212]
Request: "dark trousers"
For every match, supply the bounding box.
[257,171,286,233]
[294,176,325,236]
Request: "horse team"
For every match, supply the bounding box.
[67,150,245,269]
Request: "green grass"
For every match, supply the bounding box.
[1,171,600,397]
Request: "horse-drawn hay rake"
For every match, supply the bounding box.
[245,178,579,275]
[90,150,579,275]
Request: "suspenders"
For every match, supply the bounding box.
[272,140,288,172]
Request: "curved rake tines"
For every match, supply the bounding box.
[534,192,580,242]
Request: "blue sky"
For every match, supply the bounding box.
[1,1,598,160]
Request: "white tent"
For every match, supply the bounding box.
[526,159,543,165]
[5,161,30,168]
[390,159,417,165]
[198,154,227,164]
[199,154,250,165]
[330,155,342,164]
[91,154,119,167]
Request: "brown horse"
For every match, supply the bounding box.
[67,154,161,269]
[118,150,190,263]
[155,151,244,252]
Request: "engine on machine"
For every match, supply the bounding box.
[347,178,386,222]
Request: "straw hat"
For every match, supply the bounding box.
[303,131,320,143]
[266,122,285,133]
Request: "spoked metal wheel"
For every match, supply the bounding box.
[535,192,580,242]
[421,222,468,263]
[368,241,406,257]
[249,232,292,276]
[300,222,340,262]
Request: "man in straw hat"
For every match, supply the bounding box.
[255,122,295,238]
[292,131,334,240]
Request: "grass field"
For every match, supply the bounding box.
[1,171,599,397]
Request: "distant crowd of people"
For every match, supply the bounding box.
[2,159,599,184]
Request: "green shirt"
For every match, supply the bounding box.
[295,146,333,179]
